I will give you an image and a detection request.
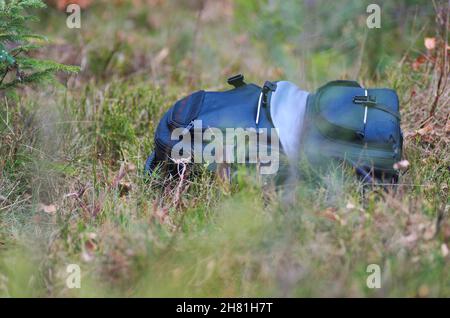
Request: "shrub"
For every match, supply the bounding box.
[0,0,79,90]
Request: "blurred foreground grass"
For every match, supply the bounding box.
[0,0,449,297]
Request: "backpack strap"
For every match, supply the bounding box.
[144,151,157,174]
[353,95,401,121]
[256,81,277,125]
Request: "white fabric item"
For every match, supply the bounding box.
[269,81,309,163]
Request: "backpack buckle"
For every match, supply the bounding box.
[227,74,246,88]
[256,81,277,125]
[262,81,277,93]
[353,95,377,106]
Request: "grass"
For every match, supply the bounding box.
[0,0,449,297]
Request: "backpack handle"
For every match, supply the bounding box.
[227,74,246,88]
[319,80,362,90]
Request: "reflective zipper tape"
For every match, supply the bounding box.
[364,89,368,124]
[256,92,263,125]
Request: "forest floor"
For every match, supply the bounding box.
[0,1,449,297]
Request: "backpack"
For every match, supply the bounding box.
[300,80,403,182]
[145,74,280,176]
[145,76,403,183]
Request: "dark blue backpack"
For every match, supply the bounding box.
[301,80,403,182]
[145,75,403,183]
[145,75,278,175]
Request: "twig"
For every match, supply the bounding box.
[0,195,7,202]
[110,163,127,190]
[0,69,8,86]
[187,0,206,87]
[429,0,449,117]
[0,196,31,212]
[353,29,368,79]
[429,68,444,117]
[101,40,122,77]
[12,49,23,58]
[441,0,449,91]
[435,202,448,238]
[172,158,190,209]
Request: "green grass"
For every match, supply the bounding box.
[0,0,448,297]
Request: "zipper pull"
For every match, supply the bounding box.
[182,121,195,135]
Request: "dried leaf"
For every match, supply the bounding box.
[118,181,132,197]
[346,202,355,210]
[152,200,169,225]
[39,203,57,214]
[418,284,430,297]
[85,239,96,252]
[414,123,438,143]
[320,207,346,225]
[417,124,433,136]
[82,233,97,262]
[412,55,426,70]
[393,160,410,171]
[424,37,436,50]
[153,47,170,66]
[441,244,449,257]
[87,232,97,240]
[81,250,94,262]
[126,163,136,172]
[85,235,97,252]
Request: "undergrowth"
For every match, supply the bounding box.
[0,0,448,297]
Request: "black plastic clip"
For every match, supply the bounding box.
[227,74,246,88]
[255,81,277,125]
[353,95,377,106]
[261,81,277,107]
[262,81,277,94]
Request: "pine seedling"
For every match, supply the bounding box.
[0,0,79,90]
